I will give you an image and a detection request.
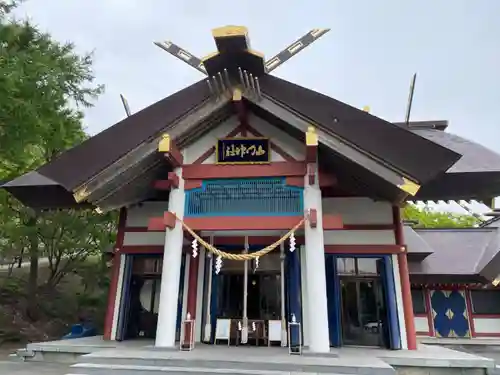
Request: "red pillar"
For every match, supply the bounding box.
[103,208,127,340]
[392,205,417,350]
[184,253,199,344]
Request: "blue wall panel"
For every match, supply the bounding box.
[381,256,401,349]
[286,249,302,346]
[325,254,342,347]
[431,290,470,338]
[185,178,303,217]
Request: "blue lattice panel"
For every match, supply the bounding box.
[185,178,303,217]
[430,290,470,338]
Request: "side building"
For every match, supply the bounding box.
[408,216,500,339]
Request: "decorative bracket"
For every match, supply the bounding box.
[158,133,183,167]
[147,211,177,231]
[153,171,180,190]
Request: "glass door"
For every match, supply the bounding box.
[340,278,385,347]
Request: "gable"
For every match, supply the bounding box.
[182,113,305,165]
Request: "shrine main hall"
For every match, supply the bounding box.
[5,26,500,353]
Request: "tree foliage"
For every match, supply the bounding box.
[0,0,115,319]
[403,204,481,228]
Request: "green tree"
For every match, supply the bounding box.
[403,204,480,228]
[0,0,114,319]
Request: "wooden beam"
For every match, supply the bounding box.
[324,244,406,254]
[148,211,176,231]
[182,161,307,180]
[183,216,308,231]
[153,171,180,190]
[147,213,342,232]
[285,173,336,188]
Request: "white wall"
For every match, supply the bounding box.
[126,202,169,227]
[123,202,192,247]
[182,116,240,164]
[414,316,430,335]
[322,197,393,225]
[247,114,305,161]
[322,198,395,245]
[473,317,500,336]
[323,230,395,245]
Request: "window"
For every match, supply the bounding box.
[336,257,381,276]
[470,290,500,315]
[411,289,427,315]
[337,257,356,275]
[357,258,378,275]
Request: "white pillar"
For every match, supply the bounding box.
[155,167,185,347]
[304,164,330,353]
[203,251,213,342]
[110,254,126,341]
[241,241,249,344]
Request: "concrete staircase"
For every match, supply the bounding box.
[65,347,396,375]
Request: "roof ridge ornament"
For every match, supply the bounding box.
[154,26,330,78]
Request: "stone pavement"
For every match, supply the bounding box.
[0,360,70,375]
[448,345,500,374]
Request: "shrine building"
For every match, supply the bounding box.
[5,26,500,353]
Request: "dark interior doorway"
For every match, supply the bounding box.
[337,257,389,348]
[216,272,281,320]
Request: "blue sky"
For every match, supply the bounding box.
[13,0,500,213]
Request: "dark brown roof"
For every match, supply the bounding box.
[411,129,500,174]
[3,74,499,209]
[258,75,461,184]
[37,79,210,191]
[2,171,84,208]
[411,128,500,200]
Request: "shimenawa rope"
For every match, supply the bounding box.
[176,215,305,261]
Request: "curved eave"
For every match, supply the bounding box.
[2,171,88,209]
[416,171,500,201]
[412,128,500,200]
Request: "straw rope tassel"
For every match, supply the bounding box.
[176,215,306,261]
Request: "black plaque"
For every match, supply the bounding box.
[216,137,270,164]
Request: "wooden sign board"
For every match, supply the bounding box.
[216,137,270,164]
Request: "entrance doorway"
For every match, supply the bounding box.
[340,277,386,347]
[325,255,401,349]
[117,254,186,341]
[216,272,281,321]
[206,247,284,346]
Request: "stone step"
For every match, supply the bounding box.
[73,348,395,375]
[67,362,358,375]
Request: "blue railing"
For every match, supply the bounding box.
[185,178,303,217]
